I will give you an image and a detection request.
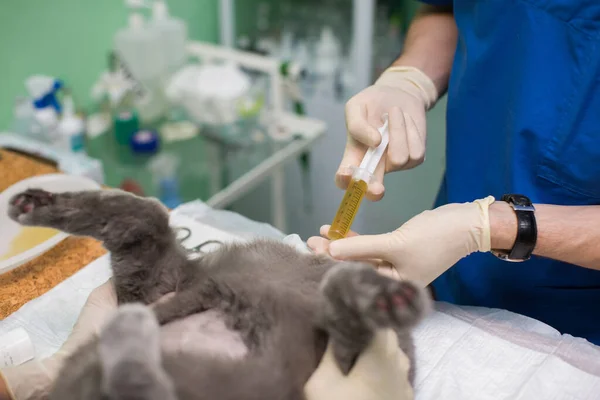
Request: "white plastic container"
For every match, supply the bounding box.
[114,11,168,122]
[313,26,341,98]
[54,95,85,153]
[150,0,188,74]
[165,63,253,126]
[0,328,35,367]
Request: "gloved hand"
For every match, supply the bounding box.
[0,279,118,400]
[304,329,413,400]
[308,196,496,287]
[338,66,439,201]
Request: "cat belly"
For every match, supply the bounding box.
[159,310,248,359]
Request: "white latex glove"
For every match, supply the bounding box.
[308,197,496,287]
[0,279,118,400]
[338,66,439,201]
[304,329,413,400]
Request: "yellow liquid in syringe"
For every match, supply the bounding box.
[328,178,368,240]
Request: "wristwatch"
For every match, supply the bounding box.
[491,194,537,262]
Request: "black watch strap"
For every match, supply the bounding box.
[493,194,537,262]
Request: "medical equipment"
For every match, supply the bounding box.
[130,129,159,154]
[313,26,342,98]
[10,97,45,141]
[26,76,63,114]
[165,63,256,127]
[53,92,85,154]
[150,0,188,74]
[148,153,181,208]
[174,226,224,258]
[328,117,389,240]
[114,109,140,144]
[114,1,169,122]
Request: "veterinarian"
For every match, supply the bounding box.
[308,1,600,346]
[0,278,413,400]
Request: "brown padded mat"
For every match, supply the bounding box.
[0,149,106,319]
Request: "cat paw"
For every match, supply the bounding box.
[8,189,55,224]
[321,263,431,331]
[99,304,177,400]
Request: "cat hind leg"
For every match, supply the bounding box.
[319,262,431,377]
[98,303,178,400]
[7,188,171,249]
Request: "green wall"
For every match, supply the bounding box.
[0,0,220,130]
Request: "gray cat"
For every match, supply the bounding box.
[7,188,431,400]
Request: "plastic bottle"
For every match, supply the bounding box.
[148,153,181,208]
[114,6,168,123]
[25,75,62,141]
[313,26,341,98]
[10,97,42,139]
[26,75,63,113]
[150,0,188,75]
[54,93,85,153]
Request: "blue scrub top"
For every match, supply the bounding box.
[417,0,600,345]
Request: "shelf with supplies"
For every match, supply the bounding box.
[1,40,326,233]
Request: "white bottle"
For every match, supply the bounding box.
[33,106,60,142]
[10,98,42,139]
[114,10,168,122]
[314,26,341,98]
[54,94,85,153]
[150,0,188,75]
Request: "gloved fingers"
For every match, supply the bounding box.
[336,141,386,200]
[345,100,382,148]
[376,264,405,280]
[340,100,389,200]
[63,278,118,354]
[86,277,118,309]
[328,233,397,263]
[306,236,331,255]
[364,159,386,202]
[307,225,360,254]
[403,112,426,170]
[351,329,400,368]
[308,235,393,270]
[349,329,412,384]
[335,143,367,191]
[319,225,360,239]
[386,106,410,171]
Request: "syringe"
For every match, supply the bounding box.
[328,116,390,240]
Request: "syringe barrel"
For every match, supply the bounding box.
[327,173,369,240]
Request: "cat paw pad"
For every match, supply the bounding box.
[8,189,55,221]
[323,263,429,330]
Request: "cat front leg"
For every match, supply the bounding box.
[318,263,431,380]
[98,303,178,400]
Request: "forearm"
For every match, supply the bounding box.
[390,4,457,96]
[489,201,600,270]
